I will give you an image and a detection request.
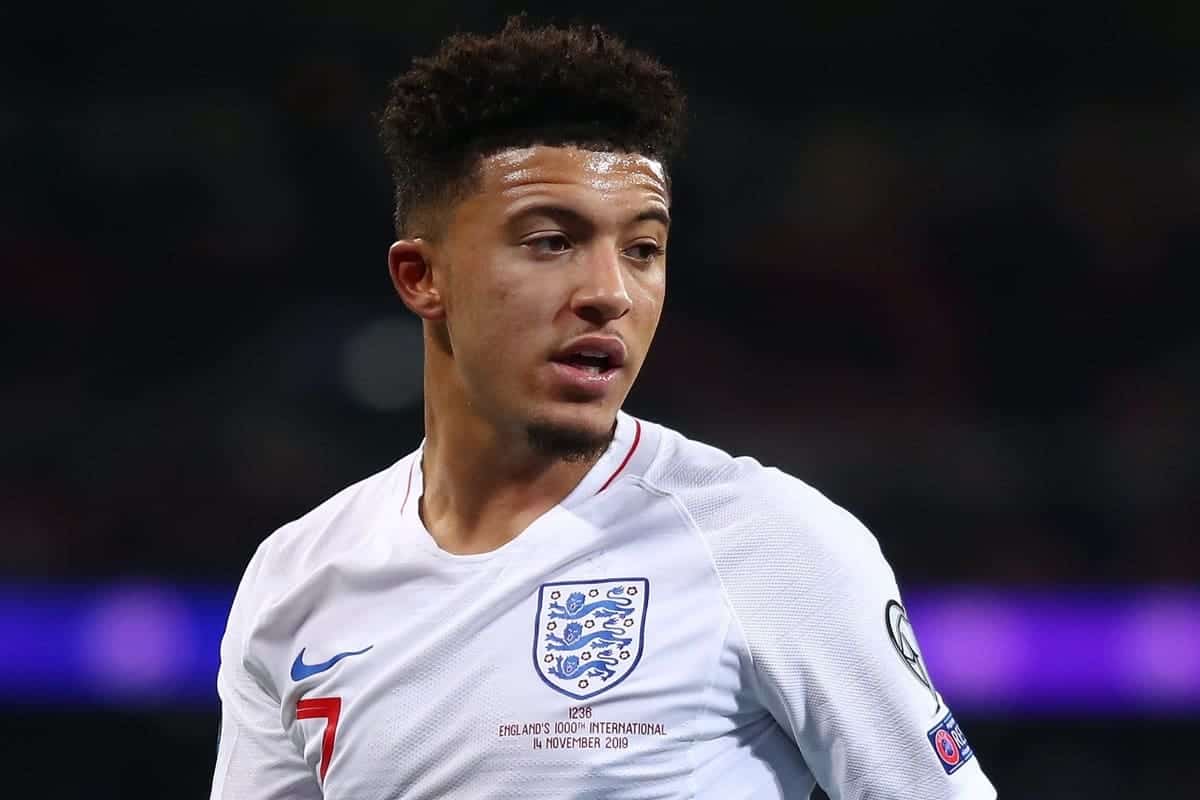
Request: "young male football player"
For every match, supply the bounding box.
[211,18,997,799]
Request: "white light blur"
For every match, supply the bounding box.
[341,317,423,411]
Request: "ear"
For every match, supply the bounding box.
[388,239,445,321]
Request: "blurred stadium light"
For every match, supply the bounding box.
[5,583,1196,714]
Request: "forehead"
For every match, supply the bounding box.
[475,146,669,209]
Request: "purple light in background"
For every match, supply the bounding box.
[908,588,1200,714]
[1119,592,1200,708]
[908,593,1031,707]
[0,583,1197,713]
[0,582,228,706]
[78,585,192,696]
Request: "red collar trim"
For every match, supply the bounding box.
[596,418,642,494]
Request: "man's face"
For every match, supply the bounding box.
[431,145,669,457]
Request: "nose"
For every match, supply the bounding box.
[570,245,632,323]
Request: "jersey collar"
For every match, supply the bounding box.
[398,410,657,522]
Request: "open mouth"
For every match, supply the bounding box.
[555,350,616,376]
[549,338,627,395]
[550,337,627,382]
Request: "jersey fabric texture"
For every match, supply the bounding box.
[211,412,997,799]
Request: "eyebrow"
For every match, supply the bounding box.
[632,207,672,228]
[507,203,671,230]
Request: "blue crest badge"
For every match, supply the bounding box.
[533,578,649,700]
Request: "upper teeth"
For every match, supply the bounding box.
[579,350,608,359]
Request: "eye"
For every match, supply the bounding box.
[524,234,572,255]
[624,241,665,263]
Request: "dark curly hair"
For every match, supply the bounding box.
[378,16,687,237]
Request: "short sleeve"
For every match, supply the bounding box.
[210,543,322,800]
[709,474,997,800]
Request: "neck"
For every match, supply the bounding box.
[418,364,601,556]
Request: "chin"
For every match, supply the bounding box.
[524,404,617,463]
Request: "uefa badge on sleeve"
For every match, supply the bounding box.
[532,578,649,700]
[926,711,976,774]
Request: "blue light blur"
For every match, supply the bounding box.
[2,583,1196,714]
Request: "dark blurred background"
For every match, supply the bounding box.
[3,1,1198,797]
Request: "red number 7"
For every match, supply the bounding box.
[296,697,342,783]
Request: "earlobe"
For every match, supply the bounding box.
[388,239,445,321]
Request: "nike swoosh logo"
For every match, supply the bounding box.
[290,645,373,681]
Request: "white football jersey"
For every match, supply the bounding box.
[211,412,997,799]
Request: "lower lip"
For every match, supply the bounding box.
[549,361,621,398]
